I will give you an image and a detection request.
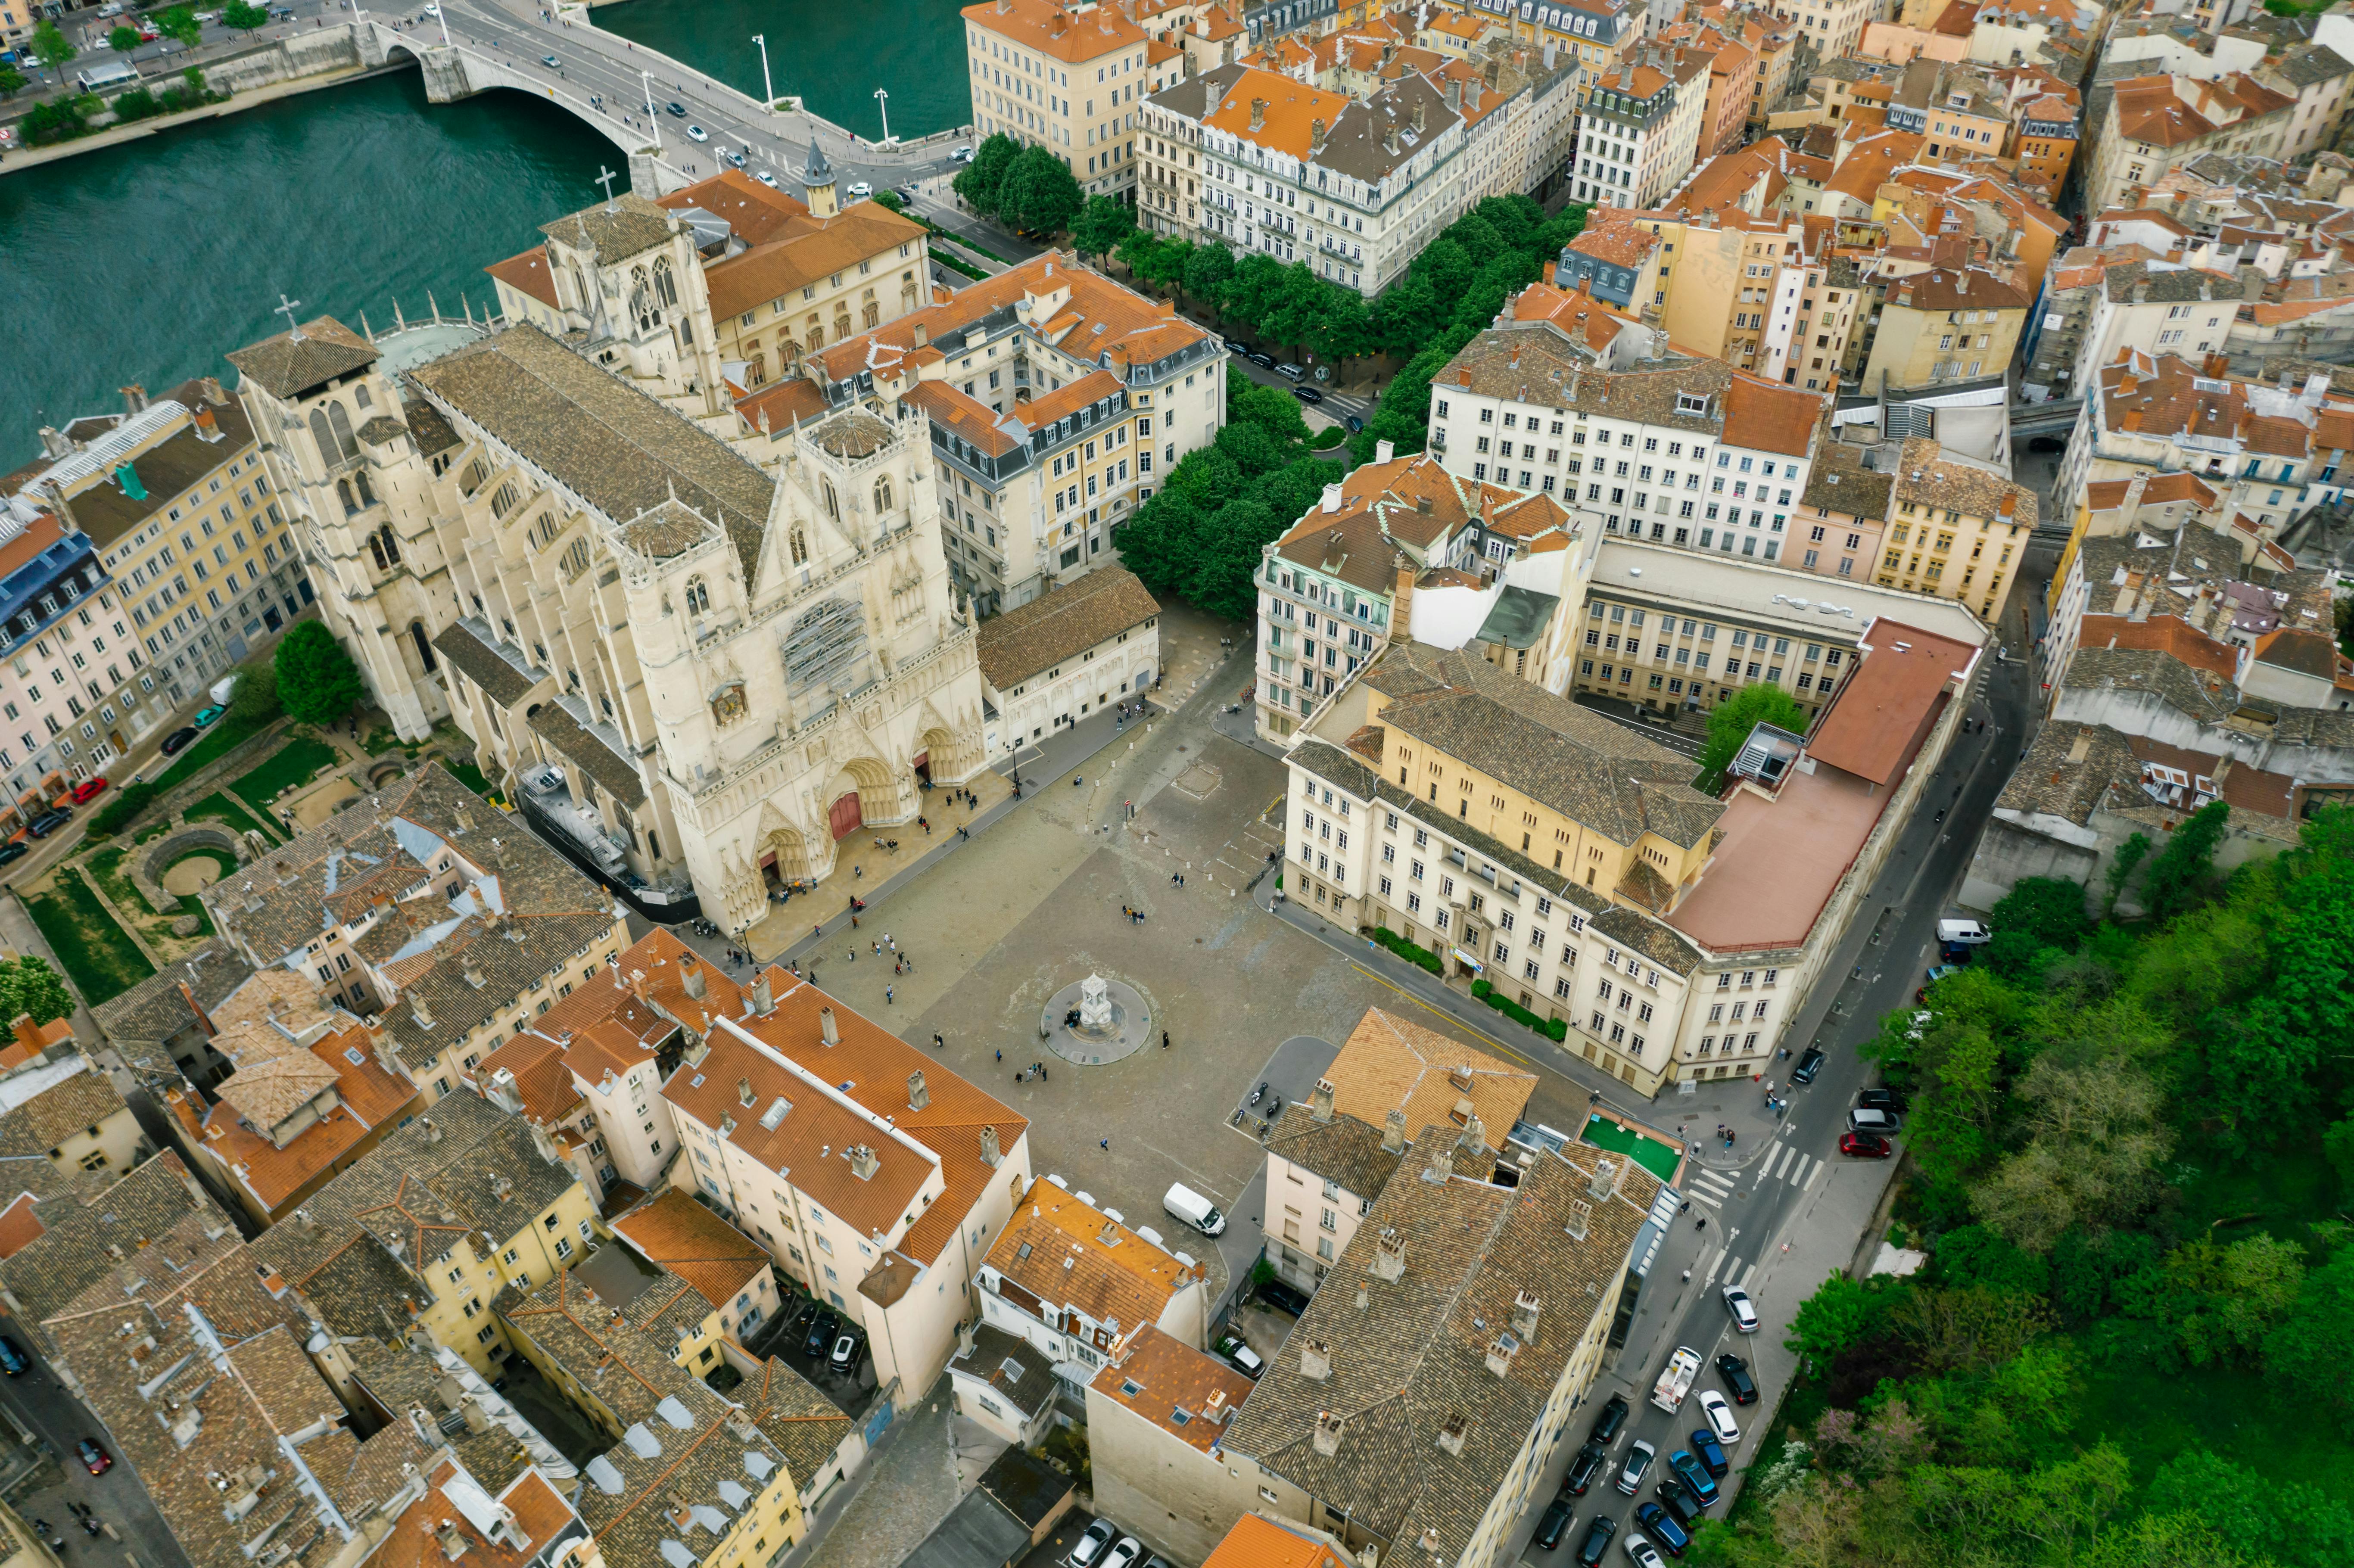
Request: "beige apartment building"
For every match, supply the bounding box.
[964,0,1154,200]
[1874,436,2033,620]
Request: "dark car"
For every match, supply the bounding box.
[1532,1496,1575,1552]
[1588,1391,1630,1446]
[1857,1086,1909,1114]
[894,187,917,205]
[2027,434,2067,452]
[1246,351,1275,370]
[1839,1132,1893,1158]
[827,1332,865,1374]
[1292,385,1325,404]
[1715,1354,1757,1406]
[1667,1450,1718,1507]
[666,100,687,116]
[1563,1442,1607,1496]
[0,843,27,868]
[1345,413,1365,432]
[1690,1428,1728,1479]
[77,1438,111,1475]
[160,726,200,755]
[1572,1514,1616,1568]
[1634,1503,1689,1557]
[1256,1277,1311,1316]
[27,810,71,837]
[786,1299,819,1341]
[1223,337,1249,353]
[0,1337,25,1376]
[1790,1046,1825,1084]
[801,1311,838,1360]
[1654,1484,1699,1534]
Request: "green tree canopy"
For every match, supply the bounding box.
[274,621,365,724]
[30,19,75,67]
[993,147,1082,235]
[109,25,143,53]
[1785,1272,1879,1362]
[152,5,203,47]
[0,956,74,1028]
[221,0,270,33]
[951,133,1020,215]
[0,65,26,97]
[1697,683,1812,777]
[1071,194,1136,261]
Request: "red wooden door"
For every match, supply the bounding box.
[828,791,863,840]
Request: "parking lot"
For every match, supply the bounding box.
[743,1291,881,1421]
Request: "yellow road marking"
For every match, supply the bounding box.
[1347,961,1536,1068]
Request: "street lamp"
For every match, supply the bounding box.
[435,2,450,47]
[874,86,891,145]
[642,67,661,148]
[752,32,773,109]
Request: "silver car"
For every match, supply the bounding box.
[1616,1438,1657,1496]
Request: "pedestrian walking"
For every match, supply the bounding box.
[885,985,894,1005]
[1161,1030,1169,1050]
[1099,1137,1109,1151]
[935,1033,945,1050]
[995,1048,1003,1062]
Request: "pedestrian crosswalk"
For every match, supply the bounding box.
[1697,1244,1758,1292]
[1687,1167,1737,1209]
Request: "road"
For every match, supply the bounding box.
[1488,639,2038,1556]
[0,1338,195,1568]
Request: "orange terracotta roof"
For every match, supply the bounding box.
[2074,613,2239,684]
[200,1022,421,1213]
[1201,1518,1354,1568]
[1323,1007,1535,1142]
[611,1187,770,1313]
[735,377,832,436]
[986,1178,1200,1332]
[484,247,560,311]
[963,0,1148,62]
[0,1192,44,1260]
[657,168,812,246]
[1202,67,1354,158]
[470,1030,582,1124]
[1089,1324,1252,1453]
[1808,620,1978,785]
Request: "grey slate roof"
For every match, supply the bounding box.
[902,1489,1031,1568]
[2062,645,2241,722]
[950,1322,1059,1419]
[527,701,650,810]
[432,618,551,709]
[1221,1135,1660,1566]
[974,566,1160,690]
[1472,586,1557,650]
[0,1153,219,1356]
[1267,1110,1402,1202]
[92,944,255,1050]
[407,323,776,585]
[226,317,380,400]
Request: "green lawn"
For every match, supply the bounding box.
[442,756,494,798]
[1580,1112,1682,1183]
[85,844,216,944]
[186,789,282,843]
[23,873,154,1006]
[153,708,277,787]
[230,737,341,817]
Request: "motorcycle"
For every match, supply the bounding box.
[1248,1082,1268,1106]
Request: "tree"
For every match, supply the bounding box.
[1890,1284,2054,1373]
[1113,492,1208,600]
[30,19,75,68]
[1970,1055,2172,1251]
[0,65,23,98]
[1784,1272,1878,1363]
[152,4,203,47]
[2159,1233,2306,1367]
[274,621,365,724]
[2146,1450,2354,1568]
[951,132,1019,215]
[1698,684,1811,778]
[2139,798,2229,918]
[1183,243,1234,315]
[109,24,142,53]
[229,660,278,728]
[2326,1115,2354,1199]
[2228,804,2354,1132]
[995,146,1082,236]
[22,96,87,143]
[868,190,905,213]
[0,956,74,1028]
[1071,194,1136,262]
[2104,831,2153,914]
[2265,1249,2354,1436]
[1990,875,2089,952]
[222,0,270,33]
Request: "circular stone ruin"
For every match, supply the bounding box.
[134,826,247,916]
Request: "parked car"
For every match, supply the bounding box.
[1653,1483,1699,1533]
[1564,1441,1608,1496]
[193,703,227,727]
[1532,1496,1575,1552]
[77,1439,111,1475]
[1667,1450,1717,1507]
[1069,1521,1116,1568]
[0,1337,25,1376]
[1214,1335,1264,1379]
[1102,1537,1143,1568]
[1223,337,1250,353]
[1616,1439,1656,1496]
[665,100,686,116]
[785,1300,818,1341]
[848,180,873,198]
[1634,1502,1689,1556]
[1857,1086,1908,1114]
[687,124,710,142]
[1722,1285,1759,1334]
[1848,1106,1902,1136]
[1715,1353,1756,1405]
[827,1332,865,1374]
[69,776,109,803]
[1573,1514,1617,1567]
[1839,1131,1893,1158]
[1936,918,1990,946]
[1292,385,1325,404]
[1924,962,1962,986]
[27,810,71,837]
[1623,1530,1669,1567]
[1345,414,1365,432]
[1588,1391,1630,1446]
[1790,1046,1825,1084]
[1255,1277,1311,1316]
[951,144,975,162]
[1690,1425,1729,1478]
[1699,1390,1741,1446]
[1246,351,1275,370]
[1275,362,1306,380]
[0,843,25,868]
[800,1311,838,1360]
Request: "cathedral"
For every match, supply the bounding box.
[226,169,988,930]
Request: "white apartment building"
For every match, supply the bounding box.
[1427,315,1828,569]
[1572,53,1708,210]
[665,986,1033,1403]
[963,0,1152,199]
[1260,1085,1403,1293]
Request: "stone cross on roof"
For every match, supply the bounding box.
[274,293,304,342]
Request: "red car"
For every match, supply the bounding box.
[76,1438,110,1475]
[69,777,109,805]
[1839,1132,1893,1159]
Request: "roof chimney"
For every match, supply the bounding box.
[682,957,707,1000]
[820,1007,839,1045]
[1301,1338,1332,1379]
[1311,116,1327,152]
[907,1070,929,1111]
[979,1125,1003,1169]
[1312,1410,1345,1456]
[1511,1289,1541,1344]
[738,1076,756,1108]
[121,384,147,417]
[1382,1108,1407,1153]
[1310,1077,1335,1122]
[751,975,773,1015]
[1587,1156,1619,1201]
[1436,1412,1468,1457]
[1393,552,1415,642]
[1484,1334,1520,1378]
[1370,1226,1406,1282]
[1250,96,1268,131]
[1321,482,1345,513]
[848,1144,879,1181]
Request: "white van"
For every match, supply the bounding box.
[1162,1182,1225,1236]
[1936,918,1990,946]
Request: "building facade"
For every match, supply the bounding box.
[964,0,1154,201]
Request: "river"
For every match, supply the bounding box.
[2,0,975,468]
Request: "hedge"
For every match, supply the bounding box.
[1471,978,1571,1042]
[1371,925,1443,974]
